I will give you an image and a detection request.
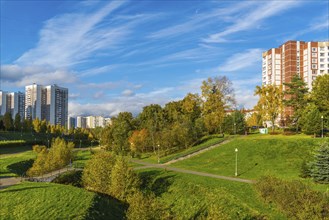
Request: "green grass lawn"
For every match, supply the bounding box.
[0,182,125,220]
[138,168,286,219]
[171,134,329,191]
[0,151,36,177]
[140,137,227,164]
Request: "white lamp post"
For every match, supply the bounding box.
[157,144,160,164]
[235,148,238,176]
[321,115,324,138]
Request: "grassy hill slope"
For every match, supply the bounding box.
[0,182,125,220]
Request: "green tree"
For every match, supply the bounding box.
[201,77,235,134]
[222,110,246,135]
[310,74,329,130]
[300,104,322,137]
[27,146,48,176]
[126,191,167,220]
[3,112,13,131]
[110,112,135,154]
[32,118,42,133]
[283,75,308,131]
[110,156,139,201]
[254,85,283,131]
[82,152,116,194]
[310,141,329,184]
[14,113,21,132]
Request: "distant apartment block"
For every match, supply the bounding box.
[7,92,25,120]
[76,115,111,129]
[68,117,76,130]
[25,84,68,127]
[0,90,25,120]
[76,116,87,128]
[262,41,329,90]
[0,91,8,116]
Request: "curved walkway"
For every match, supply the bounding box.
[131,159,253,184]
[164,139,232,165]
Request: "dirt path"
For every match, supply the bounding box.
[131,159,253,184]
[164,139,232,165]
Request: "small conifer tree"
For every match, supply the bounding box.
[310,141,329,184]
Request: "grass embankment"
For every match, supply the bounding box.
[138,169,286,219]
[172,134,328,191]
[0,151,36,177]
[140,136,227,164]
[0,182,125,220]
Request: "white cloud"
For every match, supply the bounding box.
[219,49,263,72]
[283,14,329,41]
[122,89,135,97]
[148,1,257,39]
[69,87,177,117]
[203,1,302,43]
[16,1,128,68]
[0,64,78,86]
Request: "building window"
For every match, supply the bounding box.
[312,47,317,52]
[312,58,317,63]
[312,53,317,57]
[320,53,325,57]
[320,47,325,51]
[320,58,324,62]
[320,64,324,68]
[312,64,317,69]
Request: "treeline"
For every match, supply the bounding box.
[100,76,247,156]
[253,74,329,135]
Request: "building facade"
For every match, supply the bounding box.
[0,91,8,116]
[7,92,25,120]
[262,41,329,89]
[25,84,68,127]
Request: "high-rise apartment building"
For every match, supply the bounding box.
[262,41,329,89]
[7,92,25,120]
[76,116,87,128]
[0,91,25,120]
[25,84,68,127]
[0,91,8,116]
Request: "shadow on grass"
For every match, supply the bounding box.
[0,145,33,154]
[7,159,34,176]
[238,163,258,176]
[85,194,127,220]
[139,170,176,196]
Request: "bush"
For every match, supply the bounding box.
[52,170,82,187]
[255,176,329,219]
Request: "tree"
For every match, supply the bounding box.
[82,152,116,194]
[222,110,246,135]
[110,112,135,154]
[32,118,42,133]
[110,156,139,201]
[246,112,262,128]
[254,85,283,131]
[283,75,308,130]
[310,141,329,183]
[300,104,322,137]
[201,76,235,134]
[14,113,21,132]
[3,112,13,131]
[126,191,167,220]
[310,74,329,130]
[129,129,149,155]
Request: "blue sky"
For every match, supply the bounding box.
[1,0,328,117]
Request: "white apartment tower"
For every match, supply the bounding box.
[0,91,8,116]
[7,92,25,120]
[25,84,68,127]
[262,41,329,89]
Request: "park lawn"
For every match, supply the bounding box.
[0,181,125,220]
[140,137,227,164]
[171,135,328,190]
[0,151,36,177]
[138,168,286,219]
[72,150,93,168]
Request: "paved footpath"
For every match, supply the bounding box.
[131,159,253,184]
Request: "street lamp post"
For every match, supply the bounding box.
[21,126,23,137]
[47,139,50,148]
[157,144,160,164]
[79,139,82,148]
[321,115,324,138]
[235,148,238,176]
